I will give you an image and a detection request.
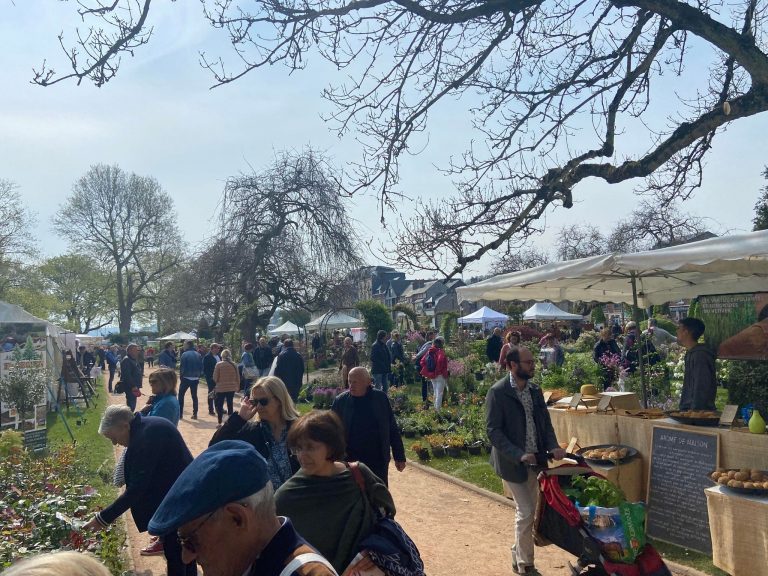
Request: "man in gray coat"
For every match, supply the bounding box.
[486,346,565,575]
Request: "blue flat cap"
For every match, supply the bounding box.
[148,440,270,535]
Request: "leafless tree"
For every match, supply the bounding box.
[556,225,606,261]
[53,164,182,334]
[492,246,551,275]
[0,180,37,298]
[36,1,768,277]
[198,148,364,340]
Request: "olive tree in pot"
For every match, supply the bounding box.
[0,361,49,431]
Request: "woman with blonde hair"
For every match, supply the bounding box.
[1,551,110,576]
[212,348,240,426]
[209,375,300,489]
[144,367,180,426]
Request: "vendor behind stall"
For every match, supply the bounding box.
[677,317,717,411]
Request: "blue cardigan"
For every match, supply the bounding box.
[149,393,180,426]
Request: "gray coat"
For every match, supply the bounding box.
[485,374,559,483]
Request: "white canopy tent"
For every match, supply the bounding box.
[457,306,509,328]
[158,331,197,341]
[457,230,768,307]
[268,321,304,336]
[305,311,363,331]
[522,302,583,321]
[457,230,768,407]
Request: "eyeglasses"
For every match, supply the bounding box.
[289,443,323,456]
[250,397,270,407]
[177,510,216,554]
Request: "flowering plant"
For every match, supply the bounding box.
[447,360,465,377]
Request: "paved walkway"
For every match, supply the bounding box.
[105,370,699,576]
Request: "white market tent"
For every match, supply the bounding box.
[457,230,768,307]
[457,306,509,328]
[457,230,768,406]
[158,331,197,341]
[305,311,363,331]
[268,321,304,336]
[522,302,583,321]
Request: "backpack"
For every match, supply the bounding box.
[421,349,437,377]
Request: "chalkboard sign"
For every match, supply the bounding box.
[23,428,47,453]
[647,426,718,554]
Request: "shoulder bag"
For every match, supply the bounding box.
[348,462,425,576]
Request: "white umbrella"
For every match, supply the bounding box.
[158,331,197,341]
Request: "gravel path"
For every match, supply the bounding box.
[105,369,699,576]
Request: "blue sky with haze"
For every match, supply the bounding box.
[1,2,765,279]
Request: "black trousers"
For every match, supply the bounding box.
[178,378,199,417]
[125,389,137,411]
[206,379,216,414]
[163,531,197,576]
[108,366,116,392]
[215,391,235,423]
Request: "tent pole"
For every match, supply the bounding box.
[630,273,649,408]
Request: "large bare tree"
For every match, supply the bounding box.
[53,164,182,334]
[36,1,768,276]
[0,179,36,299]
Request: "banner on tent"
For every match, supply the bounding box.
[698,292,768,360]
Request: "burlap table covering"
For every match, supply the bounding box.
[705,486,768,575]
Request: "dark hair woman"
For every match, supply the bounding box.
[274,410,396,574]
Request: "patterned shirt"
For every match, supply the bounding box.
[509,374,538,454]
[264,425,293,490]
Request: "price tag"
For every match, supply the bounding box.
[719,404,739,427]
[566,437,579,454]
[569,393,583,410]
[596,396,613,413]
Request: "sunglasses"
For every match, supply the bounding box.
[177,510,215,554]
[250,397,270,407]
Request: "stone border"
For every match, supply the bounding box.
[406,459,710,576]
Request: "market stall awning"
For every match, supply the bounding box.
[268,321,304,336]
[522,302,583,321]
[457,306,509,325]
[305,311,363,331]
[158,331,197,341]
[457,230,768,307]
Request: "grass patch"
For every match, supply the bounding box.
[405,444,502,494]
[650,540,728,576]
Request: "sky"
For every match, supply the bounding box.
[1,2,766,281]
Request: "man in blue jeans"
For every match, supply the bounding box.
[179,340,203,420]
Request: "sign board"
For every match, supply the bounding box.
[596,396,614,413]
[699,292,768,360]
[647,426,719,554]
[569,393,583,410]
[543,391,553,404]
[719,405,739,427]
[23,428,47,452]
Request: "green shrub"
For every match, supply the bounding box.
[573,331,598,353]
[640,316,677,334]
[728,360,768,416]
[562,352,602,393]
[356,300,393,338]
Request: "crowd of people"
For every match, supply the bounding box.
[6,313,722,576]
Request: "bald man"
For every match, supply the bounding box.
[331,367,405,485]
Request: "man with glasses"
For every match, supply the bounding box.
[486,346,566,575]
[149,440,336,576]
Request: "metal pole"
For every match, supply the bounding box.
[630,273,649,408]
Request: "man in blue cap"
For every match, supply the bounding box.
[149,440,337,576]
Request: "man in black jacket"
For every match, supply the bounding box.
[331,366,405,485]
[486,327,503,364]
[253,337,274,378]
[121,343,143,411]
[84,406,195,576]
[273,339,304,402]
[369,330,392,394]
[203,343,221,416]
[486,346,565,575]
[677,317,717,411]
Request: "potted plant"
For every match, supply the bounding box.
[426,434,447,458]
[411,442,431,461]
[445,433,465,458]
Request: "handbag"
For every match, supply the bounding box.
[243,366,258,380]
[114,381,125,394]
[349,462,425,576]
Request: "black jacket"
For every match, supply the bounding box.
[331,388,405,465]
[274,348,304,402]
[390,340,406,364]
[593,339,621,364]
[679,344,717,411]
[485,374,559,483]
[101,414,192,531]
[370,341,392,374]
[254,346,274,370]
[486,334,503,363]
[203,352,218,385]
[120,356,142,390]
[209,414,300,475]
